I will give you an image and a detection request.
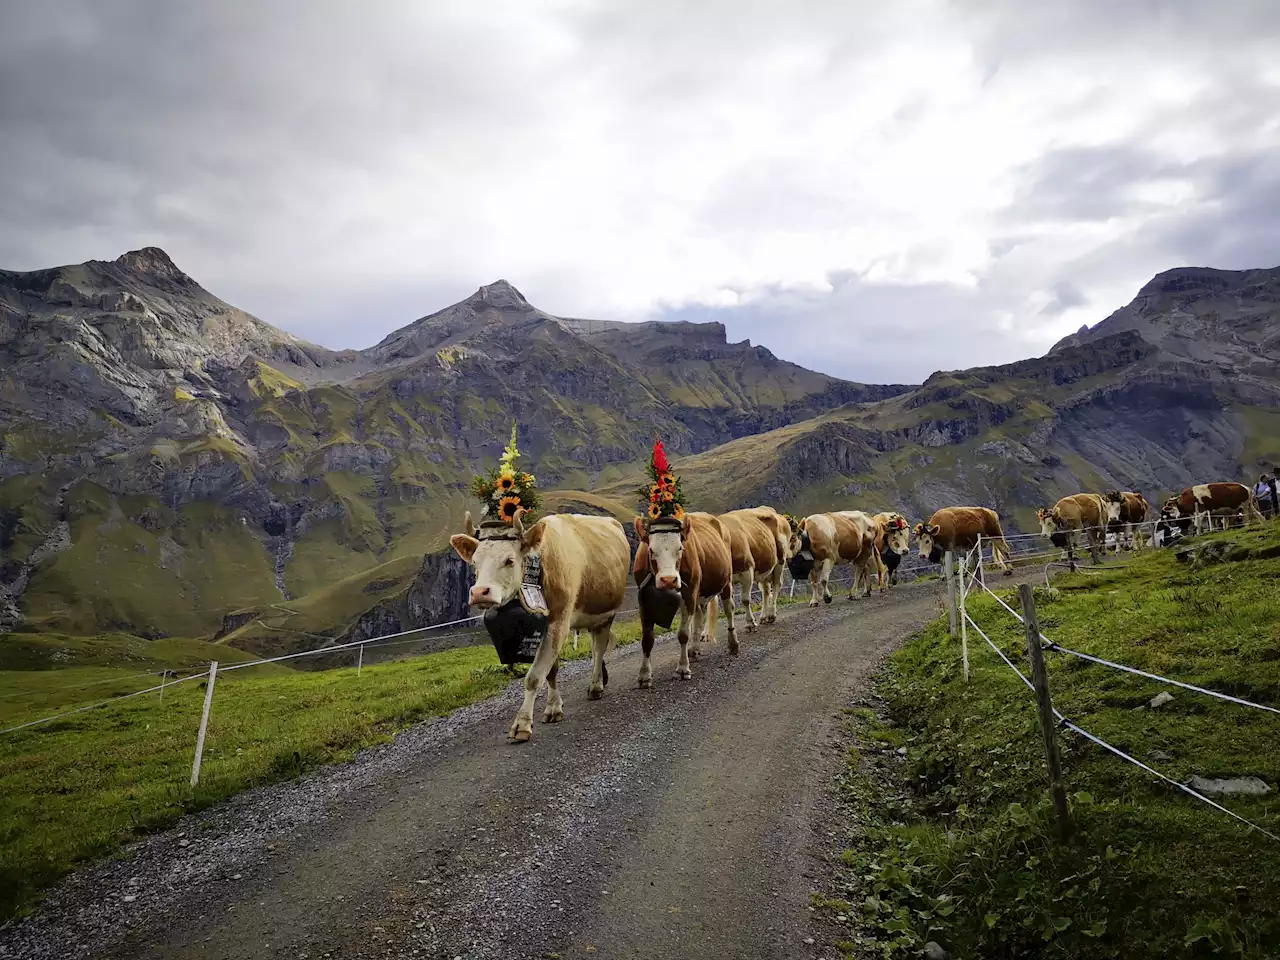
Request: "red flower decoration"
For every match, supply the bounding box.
[652,439,669,476]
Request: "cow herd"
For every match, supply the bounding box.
[449,479,1267,742]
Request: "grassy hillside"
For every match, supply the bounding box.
[825,523,1280,958]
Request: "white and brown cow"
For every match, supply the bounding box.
[719,506,789,629]
[450,510,630,743]
[633,511,737,685]
[1103,491,1149,552]
[789,511,879,605]
[914,507,1013,575]
[872,511,911,589]
[1163,482,1263,534]
[1036,493,1107,563]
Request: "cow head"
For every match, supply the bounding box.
[1037,507,1070,548]
[883,515,910,556]
[1161,496,1183,519]
[913,521,943,563]
[634,514,691,590]
[1103,490,1125,523]
[450,510,544,609]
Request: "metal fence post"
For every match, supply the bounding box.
[1019,585,1071,839]
[958,552,970,681]
[357,643,364,677]
[944,550,957,638]
[190,660,218,788]
[159,669,169,705]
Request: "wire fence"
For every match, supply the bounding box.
[953,540,1280,844]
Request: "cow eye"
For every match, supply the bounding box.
[504,557,515,567]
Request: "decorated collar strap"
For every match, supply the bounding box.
[477,520,522,542]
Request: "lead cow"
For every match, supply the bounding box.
[873,511,911,589]
[450,510,630,742]
[718,506,790,629]
[633,511,737,685]
[914,507,1013,575]
[1164,482,1263,533]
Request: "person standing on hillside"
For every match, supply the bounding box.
[1256,473,1276,519]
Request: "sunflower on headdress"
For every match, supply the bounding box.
[469,421,541,525]
[638,438,686,523]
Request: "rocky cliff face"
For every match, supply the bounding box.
[0,250,903,643]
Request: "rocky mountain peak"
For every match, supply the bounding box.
[111,246,196,287]
[473,279,528,310]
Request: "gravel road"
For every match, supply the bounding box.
[1,574,996,960]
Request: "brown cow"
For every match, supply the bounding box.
[1103,491,1149,552]
[450,510,630,742]
[789,511,878,605]
[1036,493,1107,563]
[1164,482,1263,534]
[719,506,789,629]
[914,507,1013,575]
[872,511,911,589]
[633,511,737,685]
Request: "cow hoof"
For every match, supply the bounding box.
[542,706,565,722]
[509,725,533,743]
[763,615,776,624]
[808,600,819,608]
[638,676,652,689]
[677,666,692,681]
[688,647,700,661]
[727,636,740,655]
[824,595,833,604]
[586,685,604,701]
[1003,569,1013,577]
[746,622,757,633]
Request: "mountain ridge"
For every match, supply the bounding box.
[1,248,1277,651]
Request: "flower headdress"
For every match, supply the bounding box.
[470,422,541,525]
[638,438,686,524]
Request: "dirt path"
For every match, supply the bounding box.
[1,574,1023,960]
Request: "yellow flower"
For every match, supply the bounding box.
[648,502,662,520]
[661,490,674,502]
[496,473,516,493]
[498,495,522,522]
[673,505,685,520]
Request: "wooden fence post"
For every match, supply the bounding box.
[190,660,218,788]
[1019,585,1071,839]
[357,643,364,677]
[944,550,957,638]
[158,669,169,705]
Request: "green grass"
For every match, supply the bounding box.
[833,524,1280,958]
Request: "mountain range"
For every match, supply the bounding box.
[2,249,1277,652]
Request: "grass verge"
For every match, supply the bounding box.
[824,524,1280,959]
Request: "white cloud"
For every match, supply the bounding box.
[2,0,1279,381]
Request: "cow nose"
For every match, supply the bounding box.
[469,585,493,605]
[657,575,679,590]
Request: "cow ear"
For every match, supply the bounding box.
[681,514,692,538]
[519,512,545,550]
[462,510,476,537]
[449,534,479,564]
[633,516,649,542]
[928,524,941,536]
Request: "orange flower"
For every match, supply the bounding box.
[498,495,522,522]
[661,490,674,502]
[673,505,685,520]
[659,472,676,488]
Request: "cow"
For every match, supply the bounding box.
[1103,491,1149,552]
[872,511,911,588]
[914,507,1013,575]
[1163,482,1263,534]
[718,506,790,630]
[1036,493,1107,564]
[789,511,879,605]
[633,511,737,686]
[450,510,630,743]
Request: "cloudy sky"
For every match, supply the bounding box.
[3,1,1279,383]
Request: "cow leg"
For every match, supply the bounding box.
[821,559,834,604]
[542,660,565,723]
[688,601,708,667]
[738,570,759,631]
[763,565,781,623]
[808,568,821,607]
[638,617,656,689]
[511,618,567,742]
[676,600,695,680]
[587,622,613,700]
[721,582,739,654]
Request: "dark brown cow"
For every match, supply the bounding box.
[1163,482,1263,534]
[1103,491,1149,551]
[633,511,736,685]
[914,507,1013,575]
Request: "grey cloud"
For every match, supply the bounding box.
[1040,281,1088,317]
